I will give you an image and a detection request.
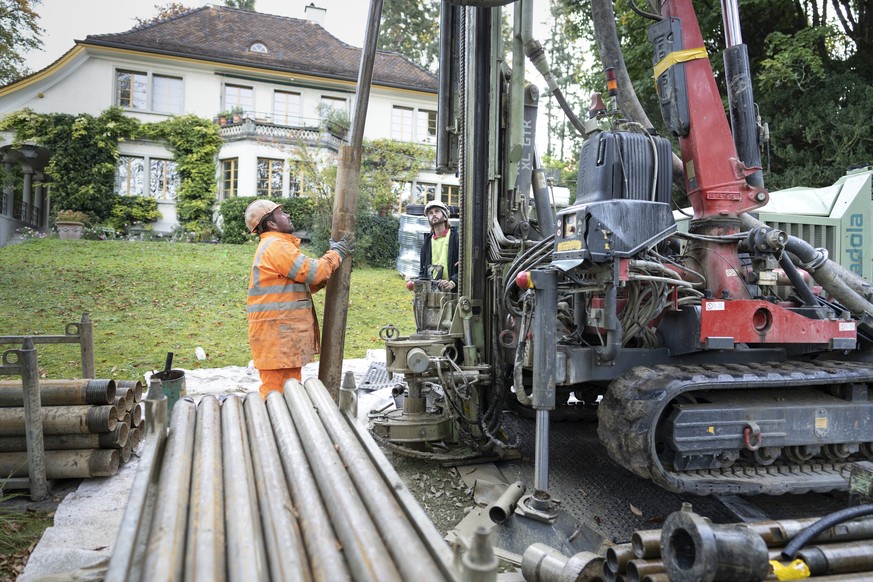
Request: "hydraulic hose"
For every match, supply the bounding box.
[740,214,873,317]
[781,504,873,560]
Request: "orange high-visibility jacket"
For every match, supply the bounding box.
[247,232,342,370]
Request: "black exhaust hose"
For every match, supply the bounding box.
[782,504,873,560]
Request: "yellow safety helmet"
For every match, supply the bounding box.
[245,199,281,233]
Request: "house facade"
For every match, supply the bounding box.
[0,5,457,245]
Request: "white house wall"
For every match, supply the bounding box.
[0,45,459,234]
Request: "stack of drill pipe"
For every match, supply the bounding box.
[0,378,143,479]
[134,379,454,581]
[601,514,873,581]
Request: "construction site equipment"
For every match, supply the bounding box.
[0,378,116,406]
[106,376,461,582]
[0,449,119,479]
[374,0,873,510]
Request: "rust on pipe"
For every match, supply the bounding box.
[0,379,116,406]
[143,399,196,582]
[243,393,312,581]
[221,395,269,581]
[303,377,446,582]
[0,449,118,478]
[283,380,402,581]
[0,405,117,435]
[265,391,351,582]
[185,395,225,582]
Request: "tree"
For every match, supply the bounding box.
[560,0,873,190]
[378,0,440,73]
[0,0,43,84]
[134,3,194,27]
[224,0,255,10]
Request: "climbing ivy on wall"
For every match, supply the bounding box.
[0,107,139,220]
[1,108,221,234]
[143,115,222,236]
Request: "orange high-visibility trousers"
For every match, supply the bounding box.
[258,368,302,399]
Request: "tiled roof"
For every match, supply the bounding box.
[82,5,437,93]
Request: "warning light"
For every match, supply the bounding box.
[605,67,618,97]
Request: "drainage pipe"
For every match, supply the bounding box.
[142,399,196,582]
[303,377,446,582]
[184,395,225,582]
[221,395,270,581]
[0,378,116,406]
[0,404,117,435]
[243,393,312,581]
[265,391,350,582]
[283,380,402,582]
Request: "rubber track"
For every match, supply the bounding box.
[597,360,873,496]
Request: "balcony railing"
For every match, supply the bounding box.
[217,119,344,151]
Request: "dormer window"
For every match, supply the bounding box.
[250,42,268,53]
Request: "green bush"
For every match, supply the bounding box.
[307,212,399,268]
[106,196,162,232]
[356,214,399,268]
[219,196,317,244]
[219,196,257,244]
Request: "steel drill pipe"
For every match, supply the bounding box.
[0,404,117,435]
[302,377,447,582]
[626,559,665,582]
[265,391,350,582]
[221,395,269,581]
[606,544,636,574]
[243,393,312,581]
[0,378,116,406]
[0,448,118,478]
[120,439,132,463]
[521,543,604,582]
[797,540,873,576]
[118,380,144,403]
[283,380,403,581]
[661,508,769,582]
[184,395,225,582]
[113,387,134,418]
[119,412,131,429]
[142,399,196,582]
[488,480,526,524]
[631,529,663,559]
[130,402,143,427]
[128,426,141,450]
[0,422,129,452]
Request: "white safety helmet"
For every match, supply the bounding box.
[245,199,281,233]
[424,199,450,220]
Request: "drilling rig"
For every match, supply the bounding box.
[371,0,873,514]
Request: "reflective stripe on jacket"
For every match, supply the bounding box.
[247,231,341,370]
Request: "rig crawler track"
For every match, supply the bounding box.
[598,360,873,496]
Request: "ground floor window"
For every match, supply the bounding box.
[116,156,179,200]
[442,184,459,207]
[220,158,239,201]
[257,158,283,197]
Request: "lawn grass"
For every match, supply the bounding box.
[0,238,416,380]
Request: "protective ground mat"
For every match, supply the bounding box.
[492,410,849,545]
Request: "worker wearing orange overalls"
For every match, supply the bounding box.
[244,199,353,398]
